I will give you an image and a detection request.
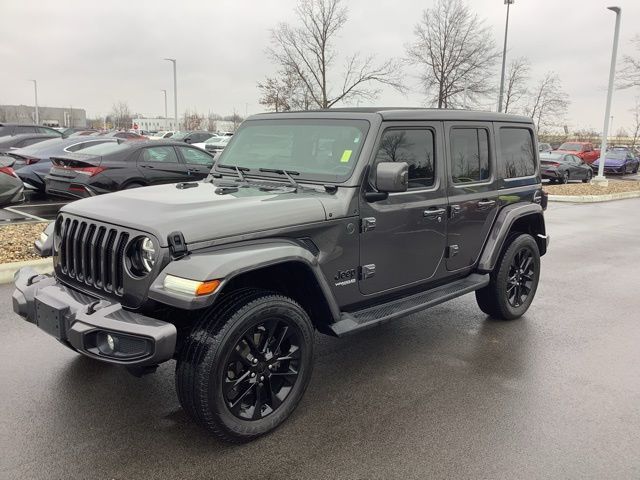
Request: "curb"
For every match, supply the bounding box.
[548,190,640,203]
[0,258,53,284]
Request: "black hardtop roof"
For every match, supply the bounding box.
[250,107,532,124]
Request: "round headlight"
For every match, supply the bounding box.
[140,237,156,272]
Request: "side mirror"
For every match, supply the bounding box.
[376,161,409,193]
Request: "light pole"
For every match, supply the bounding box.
[498,0,515,113]
[164,58,178,131]
[610,115,614,144]
[594,6,622,186]
[30,80,39,124]
[161,89,168,130]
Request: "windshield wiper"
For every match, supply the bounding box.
[259,168,300,190]
[217,164,250,181]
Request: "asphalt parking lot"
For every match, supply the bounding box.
[1,199,639,479]
[0,192,69,224]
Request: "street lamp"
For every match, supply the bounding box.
[30,80,39,124]
[594,6,622,186]
[161,89,168,130]
[164,58,178,131]
[497,0,515,113]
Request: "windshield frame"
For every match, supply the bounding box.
[213,118,371,184]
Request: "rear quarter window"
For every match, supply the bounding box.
[499,127,536,179]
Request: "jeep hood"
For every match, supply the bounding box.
[61,182,328,246]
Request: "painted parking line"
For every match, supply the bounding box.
[3,207,48,222]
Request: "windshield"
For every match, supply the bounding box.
[205,136,226,145]
[215,119,369,182]
[171,131,189,140]
[76,142,129,156]
[558,143,583,151]
[605,152,626,160]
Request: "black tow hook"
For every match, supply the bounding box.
[86,300,110,315]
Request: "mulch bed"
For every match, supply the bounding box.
[0,222,47,263]
[543,179,640,196]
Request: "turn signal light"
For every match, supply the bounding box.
[163,275,221,296]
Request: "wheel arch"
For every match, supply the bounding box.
[477,204,548,273]
[148,241,341,334]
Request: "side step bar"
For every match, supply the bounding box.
[330,274,489,337]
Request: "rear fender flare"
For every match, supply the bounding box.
[477,203,547,273]
[148,240,340,319]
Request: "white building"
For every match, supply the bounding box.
[132,117,176,132]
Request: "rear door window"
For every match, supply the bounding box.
[498,127,536,178]
[15,126,37,134]
[450,128,490,183]
[140,146,180,163]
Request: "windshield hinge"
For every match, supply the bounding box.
[168,231,189,259]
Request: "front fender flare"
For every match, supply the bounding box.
[148,240,340,318]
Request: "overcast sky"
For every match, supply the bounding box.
[1,0,639,133]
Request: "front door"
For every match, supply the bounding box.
[359,123,448,296]
[137,145,188,185]
[445,122,499,272]
[176,145,215,180]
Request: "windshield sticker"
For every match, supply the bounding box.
[340,150,353,163]
[354,137,360,143]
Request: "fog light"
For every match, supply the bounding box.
[106,334,116,351]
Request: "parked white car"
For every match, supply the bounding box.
[148,131,175,140]
[192,135,230,156]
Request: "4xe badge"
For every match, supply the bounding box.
[334,268,356,287]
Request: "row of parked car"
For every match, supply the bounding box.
[538,141,640,184]
[0,123,231,207]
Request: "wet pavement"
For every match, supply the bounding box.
[1,199,639,479]
[0,192,70,224]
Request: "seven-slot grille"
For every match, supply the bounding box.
[57,217,130,296]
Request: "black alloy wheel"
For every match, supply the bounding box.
[506,247,535,308]
[223,318,303,421]
[475,233,541,320]
[583,169,593,183]
[176,289,314,443]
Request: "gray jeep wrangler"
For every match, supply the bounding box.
[13,108,548,442]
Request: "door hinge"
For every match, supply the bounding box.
[361,217,376,232]
[360,264,376,279]
[446,245,459,258]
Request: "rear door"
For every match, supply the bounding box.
[136,145,187,185]
[176,145,215,179]
[445,122,499,272]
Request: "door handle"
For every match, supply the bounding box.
[424,207,446,219]
[477,200,496,209]
[141,164,155,169]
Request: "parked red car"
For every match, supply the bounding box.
[555,142,600,164]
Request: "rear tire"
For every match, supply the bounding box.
[175,289,314,443]
[475,234,541,320]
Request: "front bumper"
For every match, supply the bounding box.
[12,267,176,366]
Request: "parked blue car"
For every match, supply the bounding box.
[6,137,120,192]
[592,152,640,175]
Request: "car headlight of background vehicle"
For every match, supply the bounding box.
[128,236,157,276]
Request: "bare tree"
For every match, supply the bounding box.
[503,57,530,114]
[258,68,314,112]
[629,98,640,148]
[619,35,640,89]
[207,111,222,132]
[525,72,570,134]
[266,0,404,109]
[182,109,205,130]
[406,0,500,109]
[110,101,132,130]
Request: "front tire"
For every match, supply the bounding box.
[475,234,541,320]
[176,289,314,443]
[583,170,593,183]
[560,171,569,184]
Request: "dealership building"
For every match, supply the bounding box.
[0,104,86,128]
